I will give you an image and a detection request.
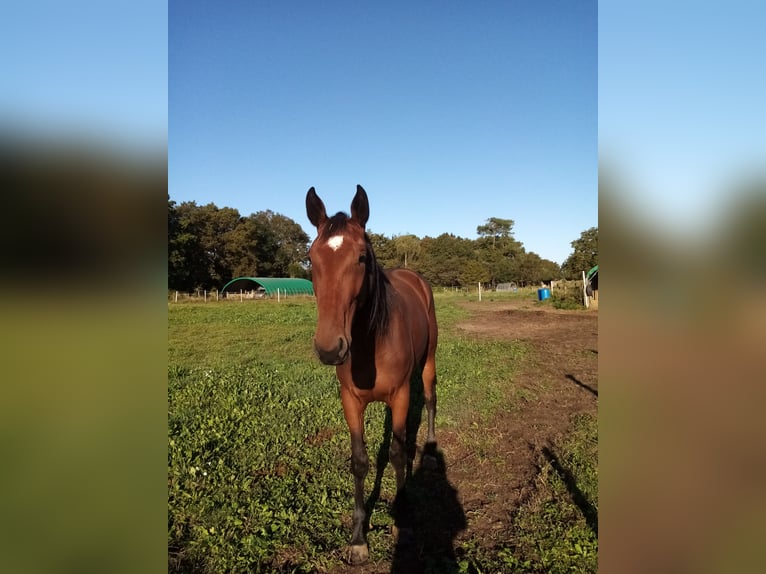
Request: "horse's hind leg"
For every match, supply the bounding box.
[420,353,438,470]
[422,353,437,446]
[389,386,410,492]
[389,386,415,543]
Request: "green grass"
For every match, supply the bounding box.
[168,297,596,572]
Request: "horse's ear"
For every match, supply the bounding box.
[306,187,327,228]
[351,185,369,228]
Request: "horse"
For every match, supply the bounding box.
[305,185,438,565]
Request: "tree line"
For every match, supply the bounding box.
[168,199,597,292]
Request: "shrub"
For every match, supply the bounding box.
[550,282,585,310]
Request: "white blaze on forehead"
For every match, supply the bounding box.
[326,235,344,251]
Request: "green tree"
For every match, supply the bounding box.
[221,216,260,278]
[392,234,421,268]
[418,233,474,287]
[561,227,598,279]
[192,203,243,288]
[366,231,398,268]
[248,211,310,277]
[168,200,220,291]
[460,259,490,286]
[479,247,524,287]
[477,217,515,249]
[514,252,560,285]
[475,217,524,287]
[168,197,189,289]
[539,257,562,281]
[168,201,310,290]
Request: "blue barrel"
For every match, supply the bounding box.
[537,288,551,301]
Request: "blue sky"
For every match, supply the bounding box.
[1,1,167,148]
[3,2,761,265]
[599,1,765,236]
[170,1,597,265]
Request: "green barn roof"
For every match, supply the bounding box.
[220,277,314,296]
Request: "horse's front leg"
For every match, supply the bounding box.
[348,429,369,564]
[341,388,370,565]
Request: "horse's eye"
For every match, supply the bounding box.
[358,254,367,264]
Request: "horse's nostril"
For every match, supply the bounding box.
[314,337,348,365]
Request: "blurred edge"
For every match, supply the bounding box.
[0,1,167,571]
[0,132,168,574]
[600,163,766,574]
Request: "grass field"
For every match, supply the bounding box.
[168,292,597,573]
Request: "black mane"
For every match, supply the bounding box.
[361,234,390,336]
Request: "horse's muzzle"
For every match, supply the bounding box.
[313,337,349,365]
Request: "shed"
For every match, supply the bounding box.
[586,265,598,293]
[585,265,598,308]
[221,277,314,298]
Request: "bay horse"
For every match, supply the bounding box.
[305,185,438,564]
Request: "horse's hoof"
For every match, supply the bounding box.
[422,453,438,470]
[348,543,369,565]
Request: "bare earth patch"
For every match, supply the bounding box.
[331,299,598,573]
[446,300,598,542]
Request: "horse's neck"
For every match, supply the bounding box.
[352,264,391,338]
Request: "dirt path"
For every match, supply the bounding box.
[332,299,598,573]
[444,300,598,544]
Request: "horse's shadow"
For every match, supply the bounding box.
[366,373,466,573]
[390,444,466,573]
[366,367,426,517]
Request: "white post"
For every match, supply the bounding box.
[240,289,243,302]
[204,290,207,303]
[582,270,590,309]
[478,282,482,302]
[216,290,219,301]
[277,288,281,303]
[174,291,178,303]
